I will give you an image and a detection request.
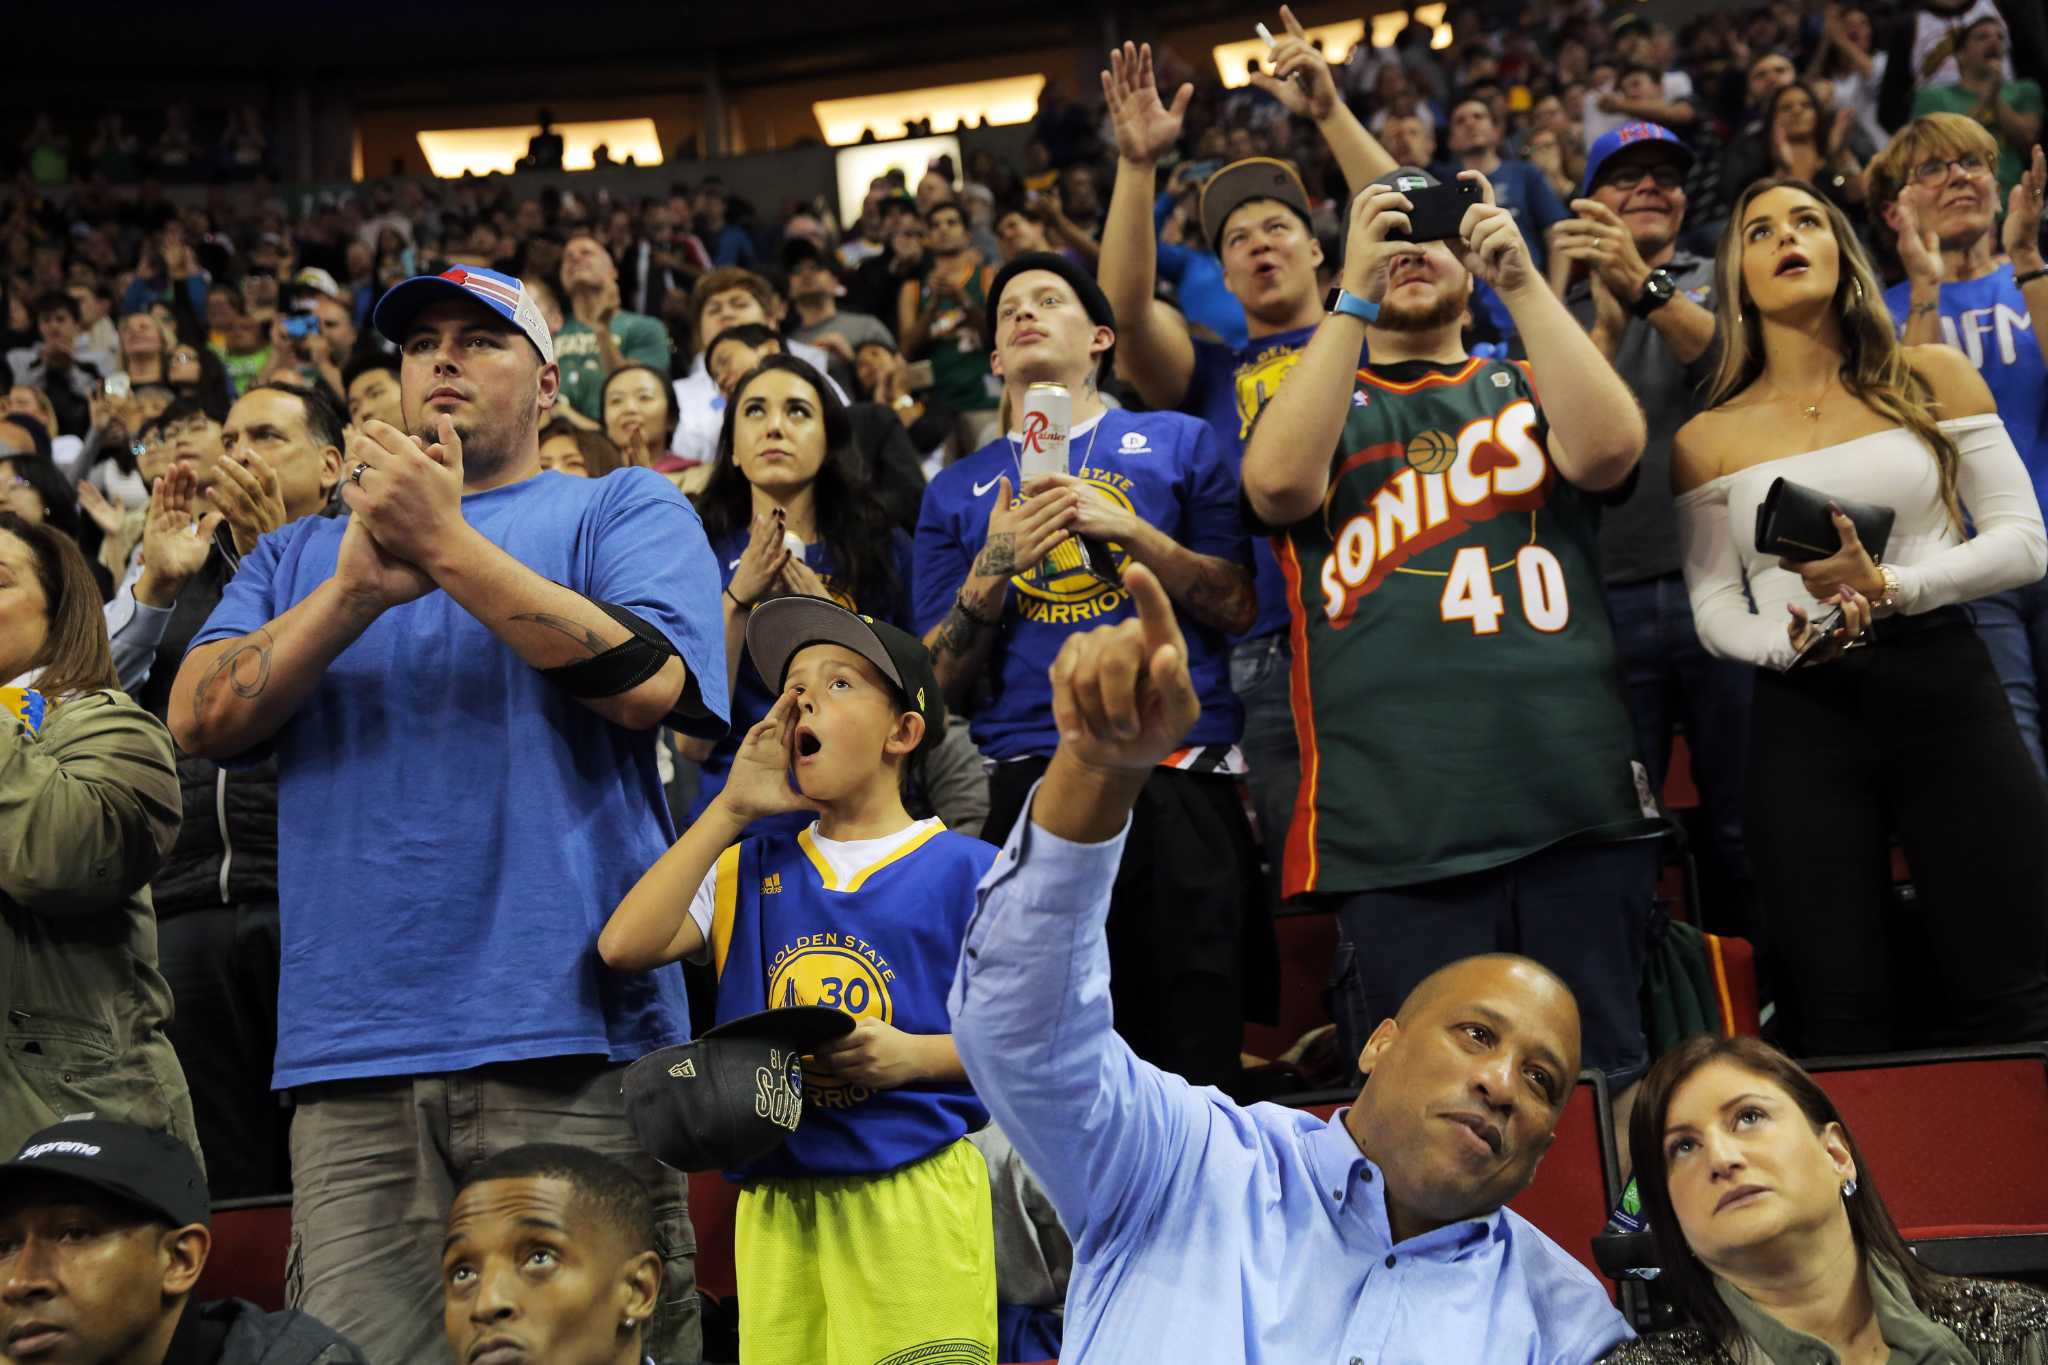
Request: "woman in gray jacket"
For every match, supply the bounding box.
[0,508,192,1158]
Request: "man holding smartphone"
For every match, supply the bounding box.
[1096,10,1397,922]
[1241,168,1661,1124]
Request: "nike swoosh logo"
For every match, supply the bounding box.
[972,476,1004,497]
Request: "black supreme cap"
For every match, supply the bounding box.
[0,1119,210,1228]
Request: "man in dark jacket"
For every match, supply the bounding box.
[0,1119,365,1364]
[99,384,343,1199]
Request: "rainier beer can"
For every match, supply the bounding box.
[1018,381,1071,483]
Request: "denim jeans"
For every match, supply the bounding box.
[1230,632,1301,903]
[1603,573,1755,931]
[1968,575,2048,781]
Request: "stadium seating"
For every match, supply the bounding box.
[689,1168,742,1304]
[1804,1045,2048,1277]
[192,1197,292,1312]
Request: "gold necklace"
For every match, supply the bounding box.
[1776,372,1834,421]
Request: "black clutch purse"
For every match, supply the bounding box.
[1754,478,1896,562]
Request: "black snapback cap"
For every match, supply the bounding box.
[745,596,946,757]
[623,1006,855,1174]
[0,1119,210,1228]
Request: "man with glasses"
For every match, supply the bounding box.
[1554,123,1752,929]
[1871,112,2048,772]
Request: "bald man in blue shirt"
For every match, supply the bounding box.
[951,563,1633,1365]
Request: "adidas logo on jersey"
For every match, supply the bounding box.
[762,873,783,895]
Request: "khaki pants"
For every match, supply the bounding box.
[287,1055,701,1364]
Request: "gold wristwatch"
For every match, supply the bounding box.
[1873,562,1900,611]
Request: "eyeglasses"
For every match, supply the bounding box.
[1598,164,1686,193]
[1909,154,1987,187]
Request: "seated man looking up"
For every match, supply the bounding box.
[0,1119,366,1364]
[950,565,1633,1363]
[440,1144,663,1365]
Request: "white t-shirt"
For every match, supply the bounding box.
[684,816,944,960]
[1581,71,1697,146]
[669,338,849,463]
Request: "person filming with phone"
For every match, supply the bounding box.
[1672,176,2048,1058]
[1242,166,1660,1126]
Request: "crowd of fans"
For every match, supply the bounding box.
[4,0,2048,1360]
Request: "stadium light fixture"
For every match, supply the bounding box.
[415,118,666,178]
[811,76,1047,147]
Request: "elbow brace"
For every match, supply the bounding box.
[540,601,675,697]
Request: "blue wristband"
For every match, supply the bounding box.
[1327,287,1380,324]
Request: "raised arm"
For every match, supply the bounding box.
[601,690,819,972]
[950,564,1211,1246]
[1249,5,1397,192]
[1097,43,1199,410]
[1460,170,1645,491]
[917,476,1077,709]
[340,419,696,732]
[1552,200,1716,364]
[2004,147,2048,368]
[169,529,415,760]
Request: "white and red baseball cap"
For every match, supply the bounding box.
[373,265,555,365]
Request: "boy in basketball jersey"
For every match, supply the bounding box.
[1242,166,1663,1110]
[599,598,998,1364]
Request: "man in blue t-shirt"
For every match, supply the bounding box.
[168,265,729,1365]
[1872,114,2048,773]
[914,250,1261,1089]
[1096,33,1396,923]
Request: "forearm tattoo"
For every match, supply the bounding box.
[933,602,994,660]
[972,533,1021,579]
[1183,560,1258,635]
[193,628,275,710]
[511,612,610,658]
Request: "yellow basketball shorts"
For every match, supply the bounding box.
[733,1137,997,1365]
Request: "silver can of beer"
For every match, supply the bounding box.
[1018,381,1071,483]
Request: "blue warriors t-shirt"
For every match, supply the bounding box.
[1885,266,2048,510]
[1187,324,1372,641]
[913,407,1248,760]
[189,468,731,1088]
[686,527,916,836]
[703,822,997,1178]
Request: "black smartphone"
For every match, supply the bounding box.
[1396,181,1484,243]
[1791,606,1846,668]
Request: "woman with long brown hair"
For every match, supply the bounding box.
[0,510,193,1156]
[1604,1035,2048,1363]
[1673,177,2048,1056]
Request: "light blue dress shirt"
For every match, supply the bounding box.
[950,783,1635,1365]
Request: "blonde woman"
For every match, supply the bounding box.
[1673,176,2048,1056]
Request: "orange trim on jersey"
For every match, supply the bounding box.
[1511,358,1540,404]
[1355,356,1485,395]
[1706,933,1738,1039]
[1273,534,1323,897]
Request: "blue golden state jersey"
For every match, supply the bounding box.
[708,823,998,1180]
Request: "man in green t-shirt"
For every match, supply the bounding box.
[553,232,672,421]
[1912,15,2043,199]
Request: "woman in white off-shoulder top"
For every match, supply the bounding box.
[1671,176,2048,1057]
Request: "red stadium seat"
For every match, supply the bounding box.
[1297,1071,1619,1298]
[1663,735,1700,811]
[1243,909,1337,1059]
[1804,1046,2048,1275]
[192,1197,292,1312]
[1704,933,1762,1037]
[689,1169,741,1304]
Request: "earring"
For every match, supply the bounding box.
[621,1316,638,1331]
[1841,1177,1858,1199]
[1852,278,1865,305]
